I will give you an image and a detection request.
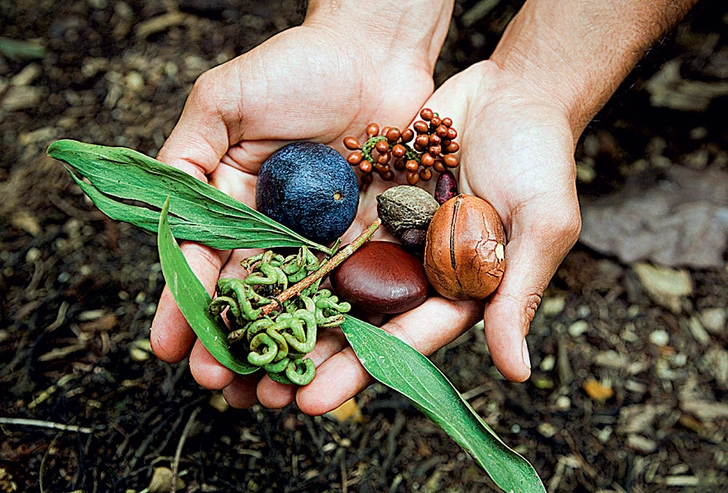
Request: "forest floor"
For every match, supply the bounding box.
[1,1,727,491]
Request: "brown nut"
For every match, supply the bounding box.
[330,241,428,314]
[424,195,506,300]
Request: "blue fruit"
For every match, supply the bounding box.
[256,142,359,244]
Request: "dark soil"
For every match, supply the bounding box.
[2,1,727,492]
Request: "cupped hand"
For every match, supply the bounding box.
[150,22,441,406]
[281,60,581,415]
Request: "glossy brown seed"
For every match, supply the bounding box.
[420,154,435,167]
[413,121,429,134]
[419,168,433,181]
[445,141,460,153]
[392,144,406,158]
[429,145,442,156]
[429,134,441,146]
[381,126,391,137]
[447,128,458,140]
[375,140,390,154]
[387,128,401,143]
[406,171,419,185]
[405,159,419,172]
[443,154,459,168]
[420,108,434,121]
[415,134,430,148]
[393,159,406,170]
[366,123,380,137]
[331,241,428,314]
[401,128,414,143]
[430,116,441,127]
[441,117,452,127]
[361,173,373,185]
[359,160,372,174]
[436,125,449,138]
[433,160,446,173]
[374,162,390,173]
[424,195,506,300]
[435,170,458,205]
[376,152,391,164]
[347,151,363,165]
[413,143,425,152]
[381,170,395,181]
[343,136,361,150]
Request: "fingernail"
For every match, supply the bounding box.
[522,338,531,369]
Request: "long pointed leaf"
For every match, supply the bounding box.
[341,316,546,493]
[48,139,333,254]
[157,197,257,374]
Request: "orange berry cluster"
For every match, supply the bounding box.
[343,108,460,186]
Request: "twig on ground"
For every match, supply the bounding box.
[0,416,94,433]
[170,406,200,492]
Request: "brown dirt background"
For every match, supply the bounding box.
[1,1,727,491]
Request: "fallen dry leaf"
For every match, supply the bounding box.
[580,166,728,269]
[583,379,614,402]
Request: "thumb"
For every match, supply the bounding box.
[483,199,581,382]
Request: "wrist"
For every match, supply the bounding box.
[303,0,454,72]
[490,0,697,138]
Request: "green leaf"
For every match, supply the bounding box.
[341,316,546,493]
[47,139,333,255]
[157,197,257,375]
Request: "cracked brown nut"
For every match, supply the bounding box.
[423,194,506,300]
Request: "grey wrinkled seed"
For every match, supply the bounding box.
[377,185,439,237]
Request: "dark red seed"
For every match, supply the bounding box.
[361,173,373,185]
[441,117,452,127]
[359,160,372,174]
[429,145,442,156]
[447,128,458,140]
[381,170,395,181]
[436,125,449,138]
[387,128,401,143]
[435,170,459,205]
[429,134,441,146]
[393,159,406,170]
[399,228,427,251]
[392,144,406,158]
[401,128,414,142]
[376,152,391,164]
[420,108,434,121]
[430,116,441,127]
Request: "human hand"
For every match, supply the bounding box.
[263,61,580,415]
[150,2,454,407]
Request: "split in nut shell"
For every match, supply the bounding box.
[343,108,460,188]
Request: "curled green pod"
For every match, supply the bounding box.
[286,358,315,386]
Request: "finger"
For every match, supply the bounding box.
[150,242,229,362]
[223,374,262,409]
[190,338,235,389]
[256,327,348,409]
[483,199,581,382]
[296,298,482,415]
